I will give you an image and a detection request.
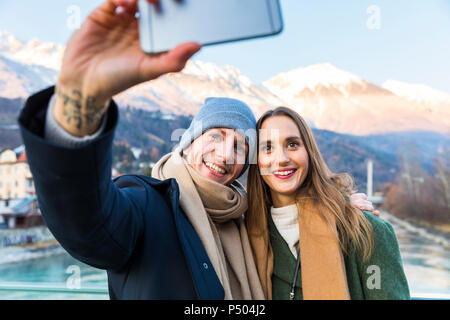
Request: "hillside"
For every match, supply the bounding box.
[0,96,23,149]
[115,106,193,154]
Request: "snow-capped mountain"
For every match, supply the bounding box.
[382,80,450,105]
[0,55,58,99]
[263,63,450,135]
[1,31,449,136]
[114,60,285,117]
[0,31,64,70]
[0,30,284,116]
[263,63,368,99]
[382,80,450,130]
[0,31,60,98]
[0,31,22,53]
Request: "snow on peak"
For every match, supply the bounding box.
[262,63,368,102]
[183,60,253,87]
[0,54,58,98]
[264,63,364,92]
[183,60,252,85]
[0,30,23,53]
[382,80,450,104]
[0,30,64,70]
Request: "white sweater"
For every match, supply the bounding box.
[270,204,300,258]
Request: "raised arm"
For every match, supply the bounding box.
[18,0,201,271]
[53,0,201,138]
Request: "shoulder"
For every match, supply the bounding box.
[360,210,401,257]
[355,211,411,299]
[361,210,396,236]
[113,174,181,203]
[114,174,177,191]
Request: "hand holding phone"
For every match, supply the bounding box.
[53,0,201,137]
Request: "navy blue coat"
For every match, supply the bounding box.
[18,87,225,300]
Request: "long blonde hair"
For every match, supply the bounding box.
[246,107,373,261]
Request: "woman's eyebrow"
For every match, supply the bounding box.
[259,136,300,144]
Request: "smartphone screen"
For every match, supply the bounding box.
[138,0,283,54]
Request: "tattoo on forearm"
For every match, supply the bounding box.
[56,88,104,132]
[58,89,82,130]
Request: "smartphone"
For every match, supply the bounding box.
[137,0,283,54]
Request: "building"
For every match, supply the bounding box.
[0,147,35,200]
[0,196,43,229]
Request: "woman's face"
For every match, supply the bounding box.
[258,115,310,207]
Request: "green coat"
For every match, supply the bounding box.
[269,211,411,300]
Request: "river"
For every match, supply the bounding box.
[0,212,448,300]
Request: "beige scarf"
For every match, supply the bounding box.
[249,199,351,300]
[152,152,265,300]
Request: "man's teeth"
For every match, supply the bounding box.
[205,162,226,174]
[274,170,295,176]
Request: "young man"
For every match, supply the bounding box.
[18,0,264,299]
[19,0,375,299]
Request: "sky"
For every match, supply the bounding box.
[0,0,449,92]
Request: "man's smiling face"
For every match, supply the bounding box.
[183,128,248,185]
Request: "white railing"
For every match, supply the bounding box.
[411,292,450,300]
[0,282,108,295]
[0,282,448,299]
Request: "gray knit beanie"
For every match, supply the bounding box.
[176,97,257,177]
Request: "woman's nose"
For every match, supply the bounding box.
[275,147,290,166]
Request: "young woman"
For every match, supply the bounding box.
[246,107,410,300]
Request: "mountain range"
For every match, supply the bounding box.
[264,63,450,135]
[1,30,449,136]
[0,30,449,190]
